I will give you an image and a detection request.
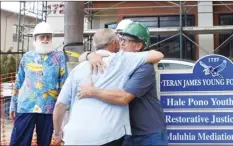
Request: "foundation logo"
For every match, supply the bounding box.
[199,60,227,78]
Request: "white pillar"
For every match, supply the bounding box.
[198,1,214,58]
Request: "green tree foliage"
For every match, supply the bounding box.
[0,50,18,76]
[229,57,233,62]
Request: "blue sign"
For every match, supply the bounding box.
[161,95,233,108]
[160,55,233,92]
[168,129,233,144]
[160,54,233,145]
[165,112,233,126]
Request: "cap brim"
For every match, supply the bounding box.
[120,32,141,41]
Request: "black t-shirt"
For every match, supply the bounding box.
[123,63,166,135]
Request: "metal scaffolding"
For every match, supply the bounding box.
[84,1,93,51]
[81,1,233,59]
[23,1,233,59]
[10,1,48,71]
[16,1,47,56]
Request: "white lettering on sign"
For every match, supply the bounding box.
[202,79,225,86]
[169,132,233,141]
[166,115,210,124]
[211,98,233,106]
[168,133,196,141]
[208,57,220,63]
[211,115,233,124]
[167,98,185,106]
[161,80,182,87]
[164,97,233,107]
[188,98,208,106]
[198,133,233,140]
[182,79,201,88]
[226,79,233,85]
[166,114,233,124]
[161,78,233,88]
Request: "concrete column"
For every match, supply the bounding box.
[198,1,214,58]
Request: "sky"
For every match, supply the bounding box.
[1,2,42,18]
[1,2,20,13]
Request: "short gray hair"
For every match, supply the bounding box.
[92,29,118,50]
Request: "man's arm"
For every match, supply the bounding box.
[53,102,67,134]
[80,50,163,64]
[78,51,109,74]
[79,64,155,105]
[81,50,163,75]
[59,52,68,91]
[146,50,164,63]
[79,86,134,105]
[53,52,69,133]
[78,51,90,62]
[53,70,73,135]
[10,57,25,112]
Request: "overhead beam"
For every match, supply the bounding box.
[26,25,233,37]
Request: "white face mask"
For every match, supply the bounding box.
[33,39,53,54]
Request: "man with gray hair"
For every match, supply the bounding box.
[53,28,164,145]
[92,28,120,53]
[78,22,168,146]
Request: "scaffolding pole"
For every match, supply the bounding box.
[23,1,233,59]
[213,32,233,53]
[179,1,183,59]
[16,1,48,57]
[85,3,233,10]
[16,2,22,70]
[148,33,180,49]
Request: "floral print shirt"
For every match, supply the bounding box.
[10,50,68,114]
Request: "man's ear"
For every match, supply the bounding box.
[135,42,144,52]
[110,40,117,52]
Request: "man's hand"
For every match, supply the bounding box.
[9,111,16,120]
[87,52,109,75]
[78,78,95,99]
[54,131,63,143]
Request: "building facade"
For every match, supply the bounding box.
[1,9,37,53]
[46,1,233,60]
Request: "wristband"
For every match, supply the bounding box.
[53,130,62,136]
[86,52,91,60]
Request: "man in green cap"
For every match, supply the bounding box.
[79,21,168,146]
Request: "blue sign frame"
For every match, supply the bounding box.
[160,54,233,144]
[160,55,233,92]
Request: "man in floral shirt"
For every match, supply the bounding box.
[9,22,68,146]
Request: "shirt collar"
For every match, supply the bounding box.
[96,49,112,55]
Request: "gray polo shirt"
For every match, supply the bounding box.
[57,50,148,145]
[123,63,166,135]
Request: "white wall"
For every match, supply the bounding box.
[198,1,214,58]
[46,2,65,51]
[1,10,36,52]
[46,15,64,51]
[91,14,117,29]
[46,2,89,51]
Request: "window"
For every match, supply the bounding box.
[219,14,233,58]
[126,17,158,28]
[124,15,195,60]
[13,25,22,42]
[160,16,180,27]
[13,25,17,42]
[105,22,117,29]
